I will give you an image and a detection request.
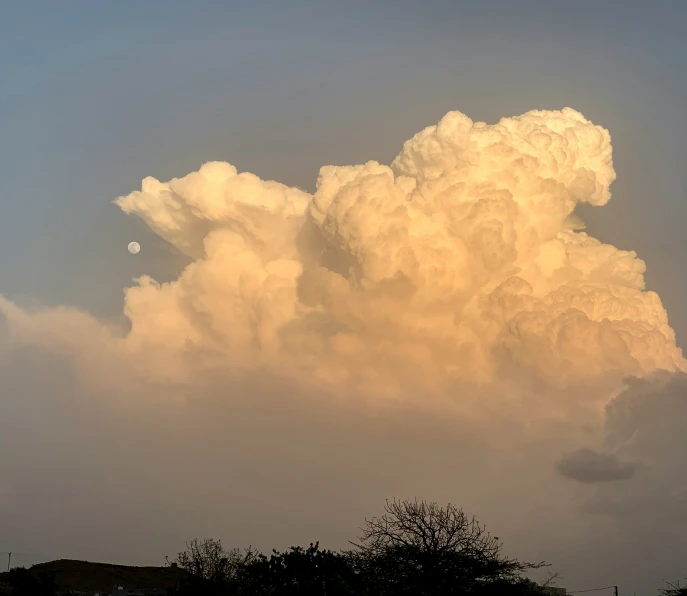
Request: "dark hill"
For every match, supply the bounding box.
[2,559,192,593]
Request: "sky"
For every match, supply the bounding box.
[1,1,687,594]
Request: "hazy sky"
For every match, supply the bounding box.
[1,2,687,594]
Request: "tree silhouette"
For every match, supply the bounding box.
[347,498,549,595]
[2,567,56,596]
[237,542,364,596]
[173,537,259,594]
[661,579,687,595]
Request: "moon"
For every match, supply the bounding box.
[127,241,141,255]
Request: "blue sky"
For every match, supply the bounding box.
[1,0,686,337]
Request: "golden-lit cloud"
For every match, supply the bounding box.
[108,107,685,401]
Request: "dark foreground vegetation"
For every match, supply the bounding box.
[1,499,683,595]
[168,499,553,596]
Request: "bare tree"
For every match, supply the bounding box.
[351,498,503,557]
[173,538,259,584]
[348,498,548,595]
[661,579,687,596]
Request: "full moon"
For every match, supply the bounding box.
[127,241,140,255]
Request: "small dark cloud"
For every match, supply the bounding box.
[556,448,638,484]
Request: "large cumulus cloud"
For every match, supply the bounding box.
[109,107,685,401]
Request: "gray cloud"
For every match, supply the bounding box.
[582,373,687,521]
[556,448,637,484]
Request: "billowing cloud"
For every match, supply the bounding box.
[1,107,685,593]
[110,107,685,403]
[556,448,638,483]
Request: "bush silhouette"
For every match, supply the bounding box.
[2,567,57,596]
